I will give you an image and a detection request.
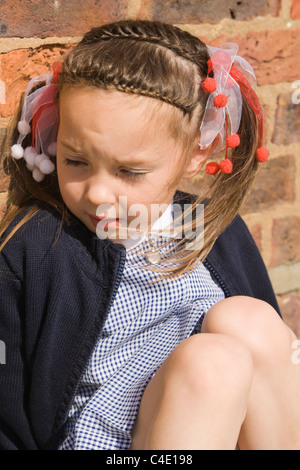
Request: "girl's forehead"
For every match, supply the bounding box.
[60,86,175,133]
[58,86,181,159]
[60,85,163,114]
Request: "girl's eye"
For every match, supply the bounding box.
[120,170,145,181]
[64,159,145,180]
[64,158,87,167]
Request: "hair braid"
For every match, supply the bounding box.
[59,20,209,115]
[80,20,208,69]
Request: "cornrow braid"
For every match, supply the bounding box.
[58,20,210,116]
[80,20,209,70]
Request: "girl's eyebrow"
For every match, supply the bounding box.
[60,141,84,153]
[60,141,152,166]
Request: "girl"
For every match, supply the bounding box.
[0,20,299,450]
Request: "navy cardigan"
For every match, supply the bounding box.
[0,192,280,450]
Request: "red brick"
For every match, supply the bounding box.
[249,224,262,252]
[291,0,300,19]
[277,292,300,337]
[209,29,300,86]
[0,0,129,38]
[270,217,300,267]
[272,93,300,145]
[138,0,281,23]
[241,155,296,214]
[0,45,74,118]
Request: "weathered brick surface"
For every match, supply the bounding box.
[0,45,74,118]
[248,223,262,253]
[0,0,129,38]
[291,0,300,18]
[270,217,300,267]
[278,292,300,337]
[241,155,296,214]
[138,0,281,23]
[272,92,300,145]
[210,29,300,86]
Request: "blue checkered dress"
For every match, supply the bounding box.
[59,205,225,450]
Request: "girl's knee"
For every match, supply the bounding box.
[202,296,294,364]
[164,333,253,396]
[131,334,253,450]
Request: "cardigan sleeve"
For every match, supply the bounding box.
[0,254,38,450]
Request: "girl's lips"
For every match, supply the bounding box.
[89,215,121,229]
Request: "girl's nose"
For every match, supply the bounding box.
[84,175,117,208]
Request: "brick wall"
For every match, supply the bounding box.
[0,0,299,335]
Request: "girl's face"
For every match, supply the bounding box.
[56,86,204,243]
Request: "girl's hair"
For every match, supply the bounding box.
[0,19,259,278]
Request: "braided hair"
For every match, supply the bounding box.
[59,20,209,113]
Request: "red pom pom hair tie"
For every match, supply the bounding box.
[201,77,217,93]
[213,93,228,108]
[199,43,269,175]
[256,146,269,162]
[10,61,62,182]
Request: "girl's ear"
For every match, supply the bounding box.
[182,136,220,179]
[182,144,211,179]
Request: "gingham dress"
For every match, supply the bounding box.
[59,204,225,450]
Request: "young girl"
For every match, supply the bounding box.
[0,19,299,450]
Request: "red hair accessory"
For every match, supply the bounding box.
[202,77,217,93]
[213,94,228,108]
[219,158,233,174]
[206,162,220,175]
[51,61,63,85]
[229,65,269,164]
[199,43,269,175]
[256,146,269,162]
[226,133,240,148]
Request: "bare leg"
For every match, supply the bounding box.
[130,296,300,450]
[202,296,300,450]
[130,332,253,450]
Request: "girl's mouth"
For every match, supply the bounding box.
[89,215,121,230]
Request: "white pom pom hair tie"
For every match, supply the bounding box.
[10,61,62,182]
